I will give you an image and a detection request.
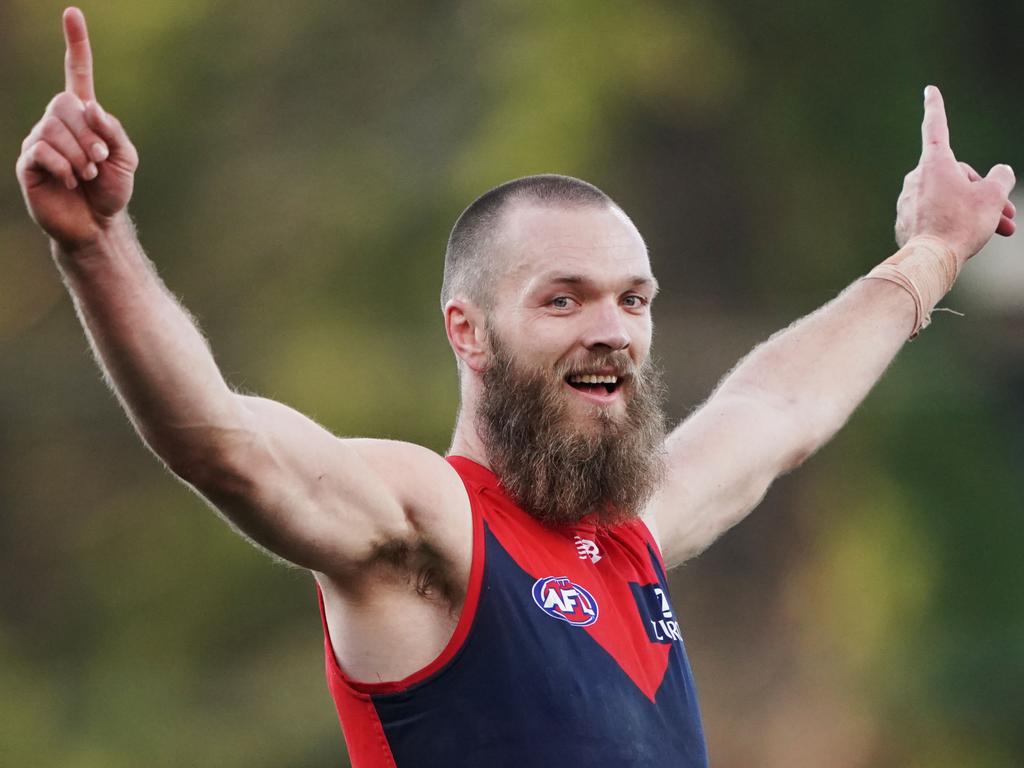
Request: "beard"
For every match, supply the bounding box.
[475,331,668,528]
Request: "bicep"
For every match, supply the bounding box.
[185,394,469,576]
[645,392,804,568]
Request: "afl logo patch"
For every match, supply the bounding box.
[532,576,599,626]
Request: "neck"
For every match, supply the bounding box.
[447,410,492,470]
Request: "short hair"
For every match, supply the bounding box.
[441,174,617,311]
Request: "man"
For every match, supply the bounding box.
[17,7,1016,767]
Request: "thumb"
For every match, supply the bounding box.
[985,163,1016,198]
[83,100,138,171]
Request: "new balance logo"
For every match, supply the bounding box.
[574,536,602,564]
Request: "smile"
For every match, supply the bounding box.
[565,372,624,404]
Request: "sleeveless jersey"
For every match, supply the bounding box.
[316,455,709,767]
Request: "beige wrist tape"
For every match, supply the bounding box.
[861,235,960,339]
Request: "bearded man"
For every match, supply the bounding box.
[17,8,1017,768]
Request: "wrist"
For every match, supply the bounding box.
[897,227,972,266]
[53,210,136,269]
[907,233,969,267]
[861,236,960,339]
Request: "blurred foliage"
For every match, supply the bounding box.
[2,0,1023,765]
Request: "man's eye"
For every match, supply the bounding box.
[551,296,573,309]
[623,295,648,308]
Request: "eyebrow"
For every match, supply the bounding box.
[534,272,660,296]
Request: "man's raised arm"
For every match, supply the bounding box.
[647,86,1016,568]
[15,8,469,580]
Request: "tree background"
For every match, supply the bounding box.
[2,1,1022,765]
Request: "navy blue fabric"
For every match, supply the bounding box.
[371,522,709,767]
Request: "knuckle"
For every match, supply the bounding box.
[49,91,71,110]
[39,117,63,141]
[980,183,1005,206]
[37,143,65,170]
[48,91,83,117]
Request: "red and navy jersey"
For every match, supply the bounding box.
[316,455,708,767]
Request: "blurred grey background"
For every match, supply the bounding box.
[2,1,1022,765]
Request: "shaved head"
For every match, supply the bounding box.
[441,174,619,311]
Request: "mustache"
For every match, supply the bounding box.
[551,350,639,380]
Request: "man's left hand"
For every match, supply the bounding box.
[895,85,1015,265]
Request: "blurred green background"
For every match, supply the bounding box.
[3,1,1023,765]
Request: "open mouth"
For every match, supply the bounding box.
[565,373,623,396]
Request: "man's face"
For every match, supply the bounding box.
[485,202,658,423]
[474,202,667,526]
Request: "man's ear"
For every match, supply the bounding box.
[444,299,489,372]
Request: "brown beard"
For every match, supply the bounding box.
[475,331,668,527]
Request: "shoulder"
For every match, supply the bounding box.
[337,440,474,587]
[342,438,472,538]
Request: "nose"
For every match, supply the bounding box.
[582,300,630,352]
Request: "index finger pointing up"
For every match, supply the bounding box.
[921,85,952,160]
[63,7,95,102]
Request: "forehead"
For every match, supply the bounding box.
[492,202,653,298]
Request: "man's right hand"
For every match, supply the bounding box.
[16,7,138,251]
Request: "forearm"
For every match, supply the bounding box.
[54,212,244,473]
[652,89,1016,566]
[715,275,918,466]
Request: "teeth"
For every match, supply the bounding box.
[568,374,619,384]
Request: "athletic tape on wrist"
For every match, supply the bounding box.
[861,235,960,339]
